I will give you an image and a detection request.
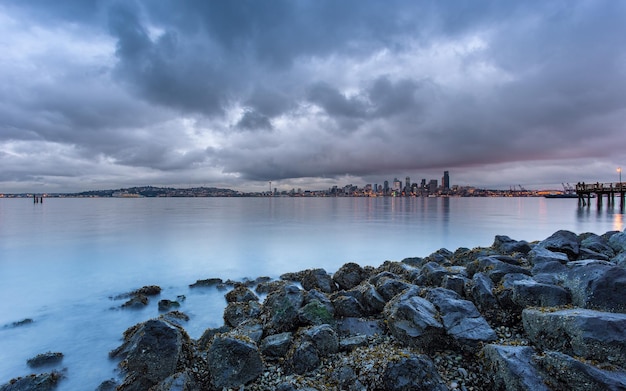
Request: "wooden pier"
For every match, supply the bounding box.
[575,182,626,209]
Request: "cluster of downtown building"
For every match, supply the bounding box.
[274,171,483,197]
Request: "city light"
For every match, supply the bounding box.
[618,167,622,184]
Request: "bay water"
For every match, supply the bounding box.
[0,196,623,389]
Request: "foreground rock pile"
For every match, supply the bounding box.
[4,229,626,391]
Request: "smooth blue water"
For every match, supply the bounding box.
[0,196,623,389]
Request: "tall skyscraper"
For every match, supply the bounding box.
[443,171,450,190]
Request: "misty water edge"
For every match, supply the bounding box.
[0,197,623,389]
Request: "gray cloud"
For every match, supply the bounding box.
[1,0,625,192]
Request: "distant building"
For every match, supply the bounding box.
[393,178,402,192]
[405,177,411,193]
[443,171,450,190]
[383,181,389,194]
[429,179,438,193]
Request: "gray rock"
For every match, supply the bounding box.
[95,379,118,391]
[563,260,626,312]
[537,229,580,260]
[262,284,304,334]
[337,317,384,336]
[424,248,454,265]
[425,288,496,349]
[333,262,368,290]
[527,247,570,265]
[412,262,449,287]
[441,274,468,297]
[196,325,230,351]
[382,355,448,391]
[470,272,499,315]
[534,351,626,391]
[372,275,414,301]
[608,231,626,253]
[26,352,63,368]
[158,299,180,312]
[511,278,571,308]
[482,344,551,391]
[578,247,611,261]
[260,332,293,358]
[349,283,386,315]
[0,372,63,391]
[298,299,335,326]
[467,256,531,283]
[301,268,336,293]
[303,324,339,356]
[223,300,261,328]
[493,235,532,255]
[151,371,196,391]
[331,365,357,389]
[383,287,445,349]
[230,320,264,343]
[338,334,368,351]
[207,335,264,389]
[613,252,626,267]
[522,308,626,367]
[288,341,320,374]
[225,285,259,303]
[331,295,365,318]
[110,319,191,391]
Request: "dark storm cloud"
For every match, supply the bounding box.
[1,0,626,192]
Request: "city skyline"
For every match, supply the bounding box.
[1,1,626,193]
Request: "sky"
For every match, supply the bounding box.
[1,0,625,193]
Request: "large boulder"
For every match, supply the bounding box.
[425,288,496,349]
[562,260,626,312]
[333,262,368,290]
[608,231,626,253]
[381,355,448,391]
[0,372,63,391]
[302,324,339,356]
[534,351,626,391]
[493,235,532,255]
[225,285,259,303]
[467,256,530,283]
[522,308,626,367]
[223,300,262,328]
[260,332,293,358]
[537,230,580,260]
[482,345,551,391]
[262,284,304,334]
[470,272,500,318]
[383,287,445,349]
[527,247,569,266]
[301,268,336,293]
[497,274,571,309]
[207,335,264,389]
[110,319,192,391]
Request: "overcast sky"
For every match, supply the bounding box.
[1,1,625,193]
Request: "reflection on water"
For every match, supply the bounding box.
[576,203,624,232]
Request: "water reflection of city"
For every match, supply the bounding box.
[577,204,624,232]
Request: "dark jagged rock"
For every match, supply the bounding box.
[424,248,454,265]
[255,279,287,295]
[288,341,320,374]
[158,299,180,312]
[189,278,222,288]
[382,354,448,391]
[95,379,118,391]
[159,311,189,327]
[383,287,445,349]
[229,320,264,343]
[298,299,335,326]
[412,262,449,287]
[121,294,148,309]
[527,247,569,265]
[493,235,532,255]
[0,372,63,391]
[371,273,414,301]
[133,285,162,296]
[6,319,34,328]
[110,319,192,391]
[537,229,580,260]
[151,370,197,391]
[562,260,626,312]
[425,287,496,349]
[467,256,531,283]
[260,332,293,358]
[302,324,339,356]
[225,285,259,303]
[331,294,365,318]
[223,300,262,328]
[470,272,499,317]
[337,317,384,336]
[262,284,304,334]
[301,268,337,293]
[196,325,230,351]
[207,335,264,389]
[522,308,626,367]
[534,351,626,391]
[608,231,626,253]
[441,274,468,296]
[333,262,368,290]
[26,352,63,368]
[496,273,571,309]
[482,344,551,391]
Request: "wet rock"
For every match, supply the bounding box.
[189,278,222,288]
[262,284,304,334]
[482,344,551,391]
[158,299,180,312]
[562,260,626,312]
[95,379,118,391]
[301,268,337,293]
[537,229,580,260]
[26,352,63,368]
[133,285,162,296]
[288,341,320,374]
[383,287,445,349]
[225,285,259,303]
[382,354,448,391]
[223,300,261,328]
[0,372,63,391]
[371,274,414,301]
[110,319,191,391]
[255,280,287,295]
[534,351,626,391]
[207,335,264,389]
[121,294,148,309]
[230,320,264,343]
[412,262,449,287]
[333,262,368,290]
[158,311,189,327]
[196,325,230,351]
[493,235,532,255]
[260,332,293,358]
[527,247,569,265]
[425,288,496,349]
[337,317,384,336]
[522,308,626,367]
[302,324,339,356]
[331,294,365,318]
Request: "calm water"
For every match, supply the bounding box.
[0,196,623,389]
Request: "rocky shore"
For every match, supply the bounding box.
[3,229,626,391]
